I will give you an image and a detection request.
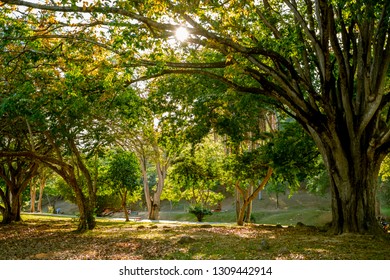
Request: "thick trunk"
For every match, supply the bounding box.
[1,191,22,224]
[68,175,96,232]
[69,139,97,229]
[143,160,166,221]
[311,129,384,234]
[328,157,381,234]
[0,161,38,224]
[149,199,160,220]
[74,193,95,232]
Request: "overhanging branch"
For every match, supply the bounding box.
[127,69,264,95]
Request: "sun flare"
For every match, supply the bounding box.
[175,27,189,42]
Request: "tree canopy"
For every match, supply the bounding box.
[1,0,389,234]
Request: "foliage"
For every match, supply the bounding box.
[107,150,141,193]
[2,0,389,233]
[265,180,287,209]
[97,149,143,215]
[263,121,323,191]
[379,156,390,206]
[166,137,225,208]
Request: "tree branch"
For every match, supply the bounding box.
[128,69,264,95]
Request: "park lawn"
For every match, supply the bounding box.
[0,215,389,260]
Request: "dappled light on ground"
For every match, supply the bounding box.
[0,216,389,260]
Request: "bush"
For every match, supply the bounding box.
[188,205,212,222]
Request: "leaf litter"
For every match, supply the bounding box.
[0,216,389,260]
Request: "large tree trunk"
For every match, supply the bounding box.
[72,183,95,232]
[54,163,96,232]
[311,128,385,234]
[1,190,22,224]
[0,160,39,224]
[67,139,96,231]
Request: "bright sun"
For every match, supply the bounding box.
[175,27,189,42]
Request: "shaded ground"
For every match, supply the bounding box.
[0,216,389,260]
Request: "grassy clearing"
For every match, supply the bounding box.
[0,215,389,260]
[159,208,332,226]
[381,207,390,217]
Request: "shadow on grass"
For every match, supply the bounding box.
[1,216,389,260]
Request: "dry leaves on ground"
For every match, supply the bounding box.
[0,217,389,260]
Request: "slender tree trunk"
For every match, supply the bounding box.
[236,168,273,226]
[235,184,241,220]
[237,197,248,226]
[149,161,166,220]
[121,190,129,222]
[245,183,253,223]
[30,184,36,213]
[37,175,46,213]
[140,155,153,219]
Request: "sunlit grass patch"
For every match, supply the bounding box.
[1,214,389,260]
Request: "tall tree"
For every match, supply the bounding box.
[2,0,390,234]
[120,118,173,221]
[0,9,139,230]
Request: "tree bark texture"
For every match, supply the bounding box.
[0,159,38,224]
[311,128,385,234]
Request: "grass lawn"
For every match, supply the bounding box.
[159,208,332,226]
[0,214,389,260]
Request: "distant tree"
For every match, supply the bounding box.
[379,156,390,209]
[265,180,287,209]
[224,147,273,226]
[107,150,141,222]
[166,138,224,210]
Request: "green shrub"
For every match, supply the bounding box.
[188,205,212,222]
